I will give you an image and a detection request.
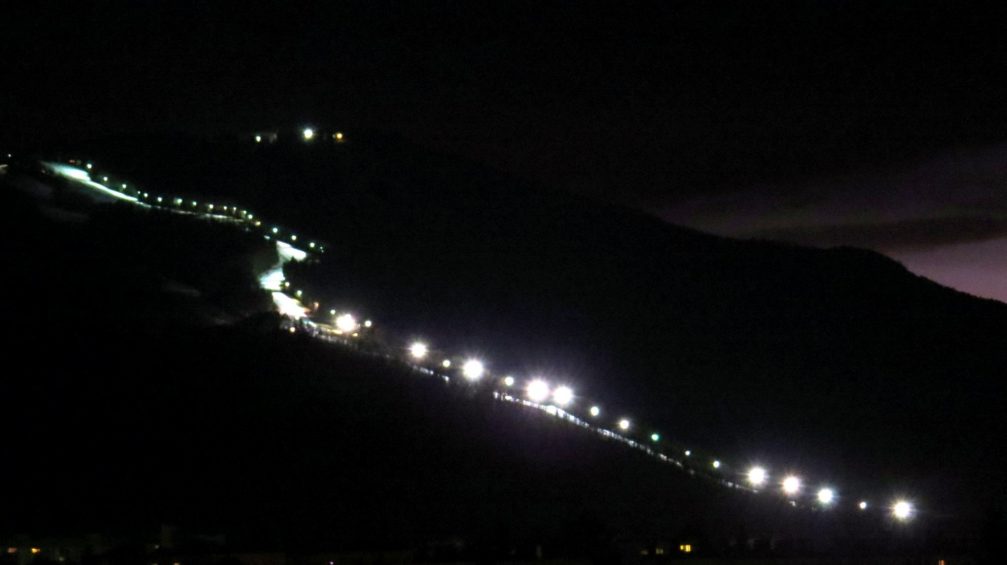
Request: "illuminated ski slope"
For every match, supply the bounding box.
[35,153,919,523]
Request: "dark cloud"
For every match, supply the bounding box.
[750,215,1007,252]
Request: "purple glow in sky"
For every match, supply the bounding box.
[661,145,1007,303]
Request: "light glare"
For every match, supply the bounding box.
[817,488,835,505]
[526,379,550,403]
[747,466,767,487]
[462,359,485,381]
[552,385,574,407]
[618,418,631,431]
[892,500,913,521]
[782,475,801,495]
[589,405,600,417]
[335,313,358,333]
[409,342,428,360]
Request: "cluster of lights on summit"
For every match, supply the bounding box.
[36,142,919,525]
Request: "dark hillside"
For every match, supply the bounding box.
[18,134,1007,524]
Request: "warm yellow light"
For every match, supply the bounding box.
[679,544,692,553]
[334,132,344,142]
[31,548,41,555]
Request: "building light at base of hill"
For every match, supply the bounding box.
[552,385,574,407]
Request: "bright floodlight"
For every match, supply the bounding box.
[255,135,262,143]
[86,163,93,170]
[363,319,372,328]
[782,476,801,496]
[462,359,485,381]
[892,500,913,521]
[526,379,550,403]
[503,376,515,387]
[441,359,452,368]
[302,127,315,141]
[817,488,835,505]
[684,450,691,457]
[712,460,721,469]
[409,342,428,360]
[747,466,767,487]
[617,418,631,431]
[858,500,869,510]
[650,433,660,442]
[335,313,358,333]
[552,385,574,407]
[589,405,600,417]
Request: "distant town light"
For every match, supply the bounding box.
[363,319,372,328]
[302,127,315,141]
[86,163,93,170]
[334,131,345,142]
[712,460,721,469]
[684,449,691,457]
[503,375,515,387]
[748,466,767,487]
[526,379,550,403]
[858,500,869,510]
[589,405,601,417]
[618,418,631,431]
[409,342,428,360]
[255,135,262,143]
[441,359,452,368]
[462,359,485,381]
[650,433,660,442]
[817,487,835,505]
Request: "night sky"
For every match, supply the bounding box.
[5,2,1006,300]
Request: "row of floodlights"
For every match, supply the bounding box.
[403,339,914,520]
[254,128,344,144]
